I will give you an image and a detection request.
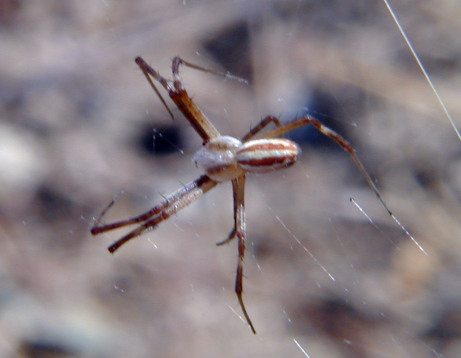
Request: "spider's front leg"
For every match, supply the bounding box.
[135,56,220,144]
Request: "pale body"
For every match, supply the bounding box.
[194,136,300,182]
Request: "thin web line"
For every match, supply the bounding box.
[293,339,311,358]
[268,206,336,282]
[383,0,461,143]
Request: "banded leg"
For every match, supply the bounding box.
[233,174,256,333]
[261,115,418,250]
[91,175,218,253]
[216,174,255,333]
[135,57,221,143]
[241,115,282,142]
[260,115,385,205]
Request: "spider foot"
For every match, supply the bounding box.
[237,287,256,334]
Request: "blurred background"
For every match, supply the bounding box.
[1,0,461,357]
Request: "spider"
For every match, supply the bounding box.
[91,56,413,334]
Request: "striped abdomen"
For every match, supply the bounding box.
[236,138,300,173]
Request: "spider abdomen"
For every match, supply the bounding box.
[236,138,300,173]
[195,136,300,181]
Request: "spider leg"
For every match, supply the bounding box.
[216,178,240,246]
[135,57,221,143]
[91,191,170,236]
[219,174,256,333]
[171,57,247,85]
[234,174,256,334]
[241,115,282,142]
[134,57,175,119]
[260,115,422,252]
[260,115,389,210]
[91,175,218,252]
